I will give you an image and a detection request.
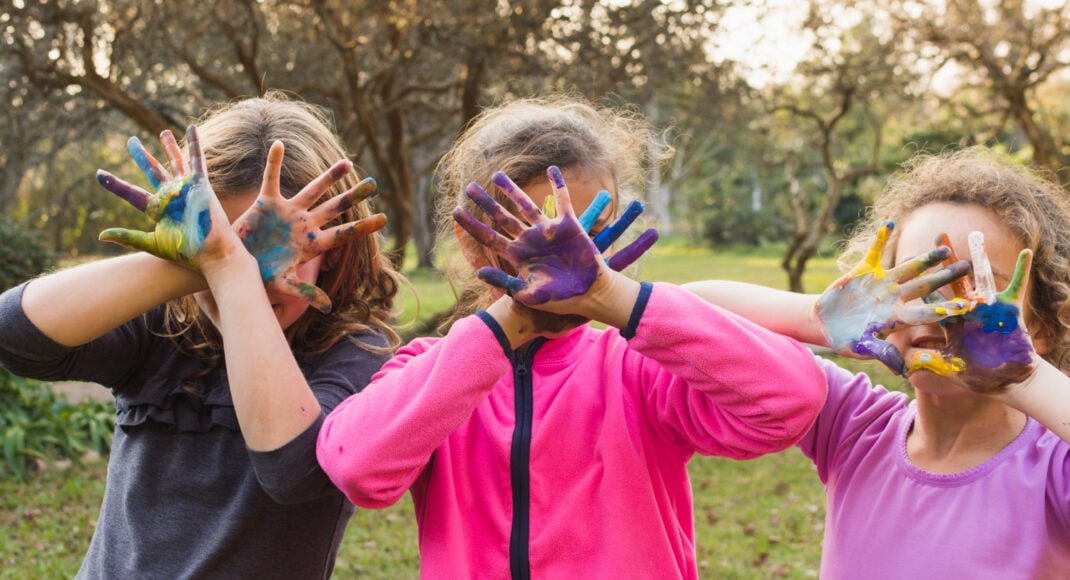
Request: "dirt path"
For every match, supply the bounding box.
[52,381,114,404]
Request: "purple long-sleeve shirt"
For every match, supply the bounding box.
[802,356,1070,579]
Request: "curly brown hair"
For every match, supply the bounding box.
[433,95,659,327]
[841,146,1070,371]
[163,91,401,367]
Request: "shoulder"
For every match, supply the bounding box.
[805,356,910,449]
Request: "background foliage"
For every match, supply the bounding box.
[4,0,1069,291]
[0,369,112,480]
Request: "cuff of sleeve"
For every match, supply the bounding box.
[0,282,77,366]
[249,412,335,503]
[621,281,654,340]
[476,310,513,356]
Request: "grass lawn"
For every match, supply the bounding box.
[1,241,910,578]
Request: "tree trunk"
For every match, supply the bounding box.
[412,174,435,269]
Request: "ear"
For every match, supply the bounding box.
[322,248,341,272]
[1031,322,1055,356]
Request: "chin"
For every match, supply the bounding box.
[906,369,969,397]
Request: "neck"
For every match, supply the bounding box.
[907,391,1027,474]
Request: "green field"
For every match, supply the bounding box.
[0,242,908,579]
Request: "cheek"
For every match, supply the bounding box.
[886,327,911,352]
[295,256,324,284]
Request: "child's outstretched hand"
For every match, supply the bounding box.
[232,141,385,313]
[907,234,1036,393]
[576,190,660,271]
[814,222,971,375]
[96,130,212,268]
[96,128,385,314]
[453,165,606,313]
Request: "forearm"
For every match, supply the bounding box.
[22,253,205,347]
[682,280,827,346]
[636,283,827,455]
[202,253,321,452]
[318,318,509,507]
[999,359,1070,444]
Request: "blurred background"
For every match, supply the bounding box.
[2,1,1069,576]
[4,0,1070,293]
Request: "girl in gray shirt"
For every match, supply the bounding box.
[0,93,400,579]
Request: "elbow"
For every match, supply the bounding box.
[256,473,334,505]
[773,360,828,447]
[316,444,407,509]
[325,467,408,509]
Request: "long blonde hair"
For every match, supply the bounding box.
[434,95,657,327]
[164,92,401,366]
[841,146,1070,371]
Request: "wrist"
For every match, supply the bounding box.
[576,270,641,329]
[806,297,833,347]
[199,247,259,284]
[484,296,543,350]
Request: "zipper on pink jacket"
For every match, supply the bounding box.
[508,339,544,580]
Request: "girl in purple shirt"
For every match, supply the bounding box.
[687,147,1070,579]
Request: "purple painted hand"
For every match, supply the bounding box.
[815,222,971,375]
[908,238,1036,393]
[453,166,604,309]
[232,141,386,314]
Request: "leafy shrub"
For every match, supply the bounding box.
[0,369,113,479]
[0,217,55,292]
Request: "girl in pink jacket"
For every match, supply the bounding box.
[317,96,827,578]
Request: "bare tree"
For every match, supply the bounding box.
[897,0,1070,173]
[766,1,909,292]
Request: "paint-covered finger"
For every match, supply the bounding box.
[186,126,207,177]
[578,190,612,234]
[906,349,965,377]
[452,207,510,253]
[853,335,907,376]
[546,166,576,218]
[896,299,971,325]
[490,172,541,223]
[466,182,526,237]
[849,221,893,278]
[542,195,557,219]
[895,260,971,302]
[279,276,333,314]
[159,130,188,177]
[477,267,527,296]
[935,233,973,299]
[886,245,953,284]
[293,158,352,208]
[996,249,1033,305]
[99,227,159,256]
[593,200,644,252]
[311,177,378,221]
[127,137,168,190]
[968,231,998,303]
[97,170,151,213]
[606,228,659,271]
[320,214,388,251]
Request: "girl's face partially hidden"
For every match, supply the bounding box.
[519,167,616,235]
[889,202,1034,393]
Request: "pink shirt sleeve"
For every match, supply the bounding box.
[626,283,828,459]
[316,315,510,507]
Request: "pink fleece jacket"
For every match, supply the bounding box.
[318,283,826,578]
